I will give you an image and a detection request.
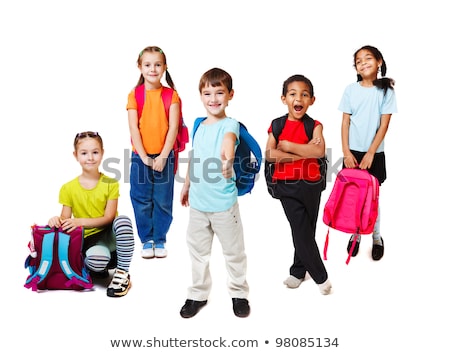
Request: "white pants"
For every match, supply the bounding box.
[186,202,249,300]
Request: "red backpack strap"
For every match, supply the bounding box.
[323,228,330,260]
[346,235,359,265]
[135,85,173,120]
[161,87,174,119]
[134,84,145,119]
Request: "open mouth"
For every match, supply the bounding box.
[294,104,303,112]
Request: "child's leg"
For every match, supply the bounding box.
[152,151,175,247]
[113,215,135,272]
[85,244,110,272]
[372,204,382,245]
[186,208,214,301]
[214,202,249,299]
[130,152,154,244]
[279,181,329,286]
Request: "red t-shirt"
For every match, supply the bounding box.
[268,118,321,182]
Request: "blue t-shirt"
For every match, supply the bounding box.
[338,82,397,152]
[189,117,240,212]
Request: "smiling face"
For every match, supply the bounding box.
[200,82,234,119]
[74,137,104,172]
[354,49,382,81]
[281,81,315,120]
[138,51,166,88]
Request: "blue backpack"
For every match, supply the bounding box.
[192,118,262,196]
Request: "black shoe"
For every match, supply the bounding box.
[232,298,250,318]
[180,299,207,318]
[372,237,384,261]
[347,235,360,257]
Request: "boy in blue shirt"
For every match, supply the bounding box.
[180,68,250,318]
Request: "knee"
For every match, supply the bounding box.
[113,215,133,232]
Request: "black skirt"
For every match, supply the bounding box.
[344,150,387,185]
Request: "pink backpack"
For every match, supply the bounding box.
[134,84,189,173]
[24,225,93,291]
[322,168,379,264]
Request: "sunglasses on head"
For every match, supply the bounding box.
[75,131,100,139]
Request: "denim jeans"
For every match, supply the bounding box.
[130,151,175,245]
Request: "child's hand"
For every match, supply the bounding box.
[343,153,358,169]
[359,152,374,170]
[153,156,167,172]
[60,218,81,233]
[180,184,190,207]
[277,140,290,153]
[141,155,154,168]
[308,137,321,145]
[221,155,233,179]
[48,216,61,228]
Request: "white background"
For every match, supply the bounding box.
[1,0,448,352]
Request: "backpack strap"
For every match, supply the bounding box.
[271,114,288,142]
[24,231,56,291]
[302,114,315,140]
[135,84,173,120]
[192,117,207,144]
[58,230,93,289]
[160,87,174,119]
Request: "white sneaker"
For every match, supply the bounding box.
[154,247,167,258]
[318,279,332,295]
[141,243,155,259]
[107,269,131,297]
[283,275,303,289]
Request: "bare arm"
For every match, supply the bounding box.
[359,114,391,169]
[180,157,191,207]
[341,113,358,168]
[49,200,118,233]
[221,132,236,179]
[276,124,325,158]
[128,109,153,167]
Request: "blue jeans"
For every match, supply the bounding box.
[130,151,175,245]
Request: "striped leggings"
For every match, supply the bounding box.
[84,215,135,273]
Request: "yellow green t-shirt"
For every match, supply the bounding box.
[59,173,119,238]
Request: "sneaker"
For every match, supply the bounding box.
[283,275,303,289]
[141,242,154,259]
[107,269,131,297]
[154,244,167,258]
[318,279,332,295]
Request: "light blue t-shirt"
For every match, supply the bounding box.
[189,117,240,212]
[338,82,397,152]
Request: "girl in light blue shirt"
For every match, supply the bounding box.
[339,45,397,261]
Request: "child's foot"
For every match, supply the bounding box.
[372,237,384,261]
[141,241,154,259]
[154,243,167,258]
[232,298,250,318]
[180,299,207,318]
[318,279,332,295]
[347,234,360,257]
[107,269,131,297]
[283,275,303,288]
